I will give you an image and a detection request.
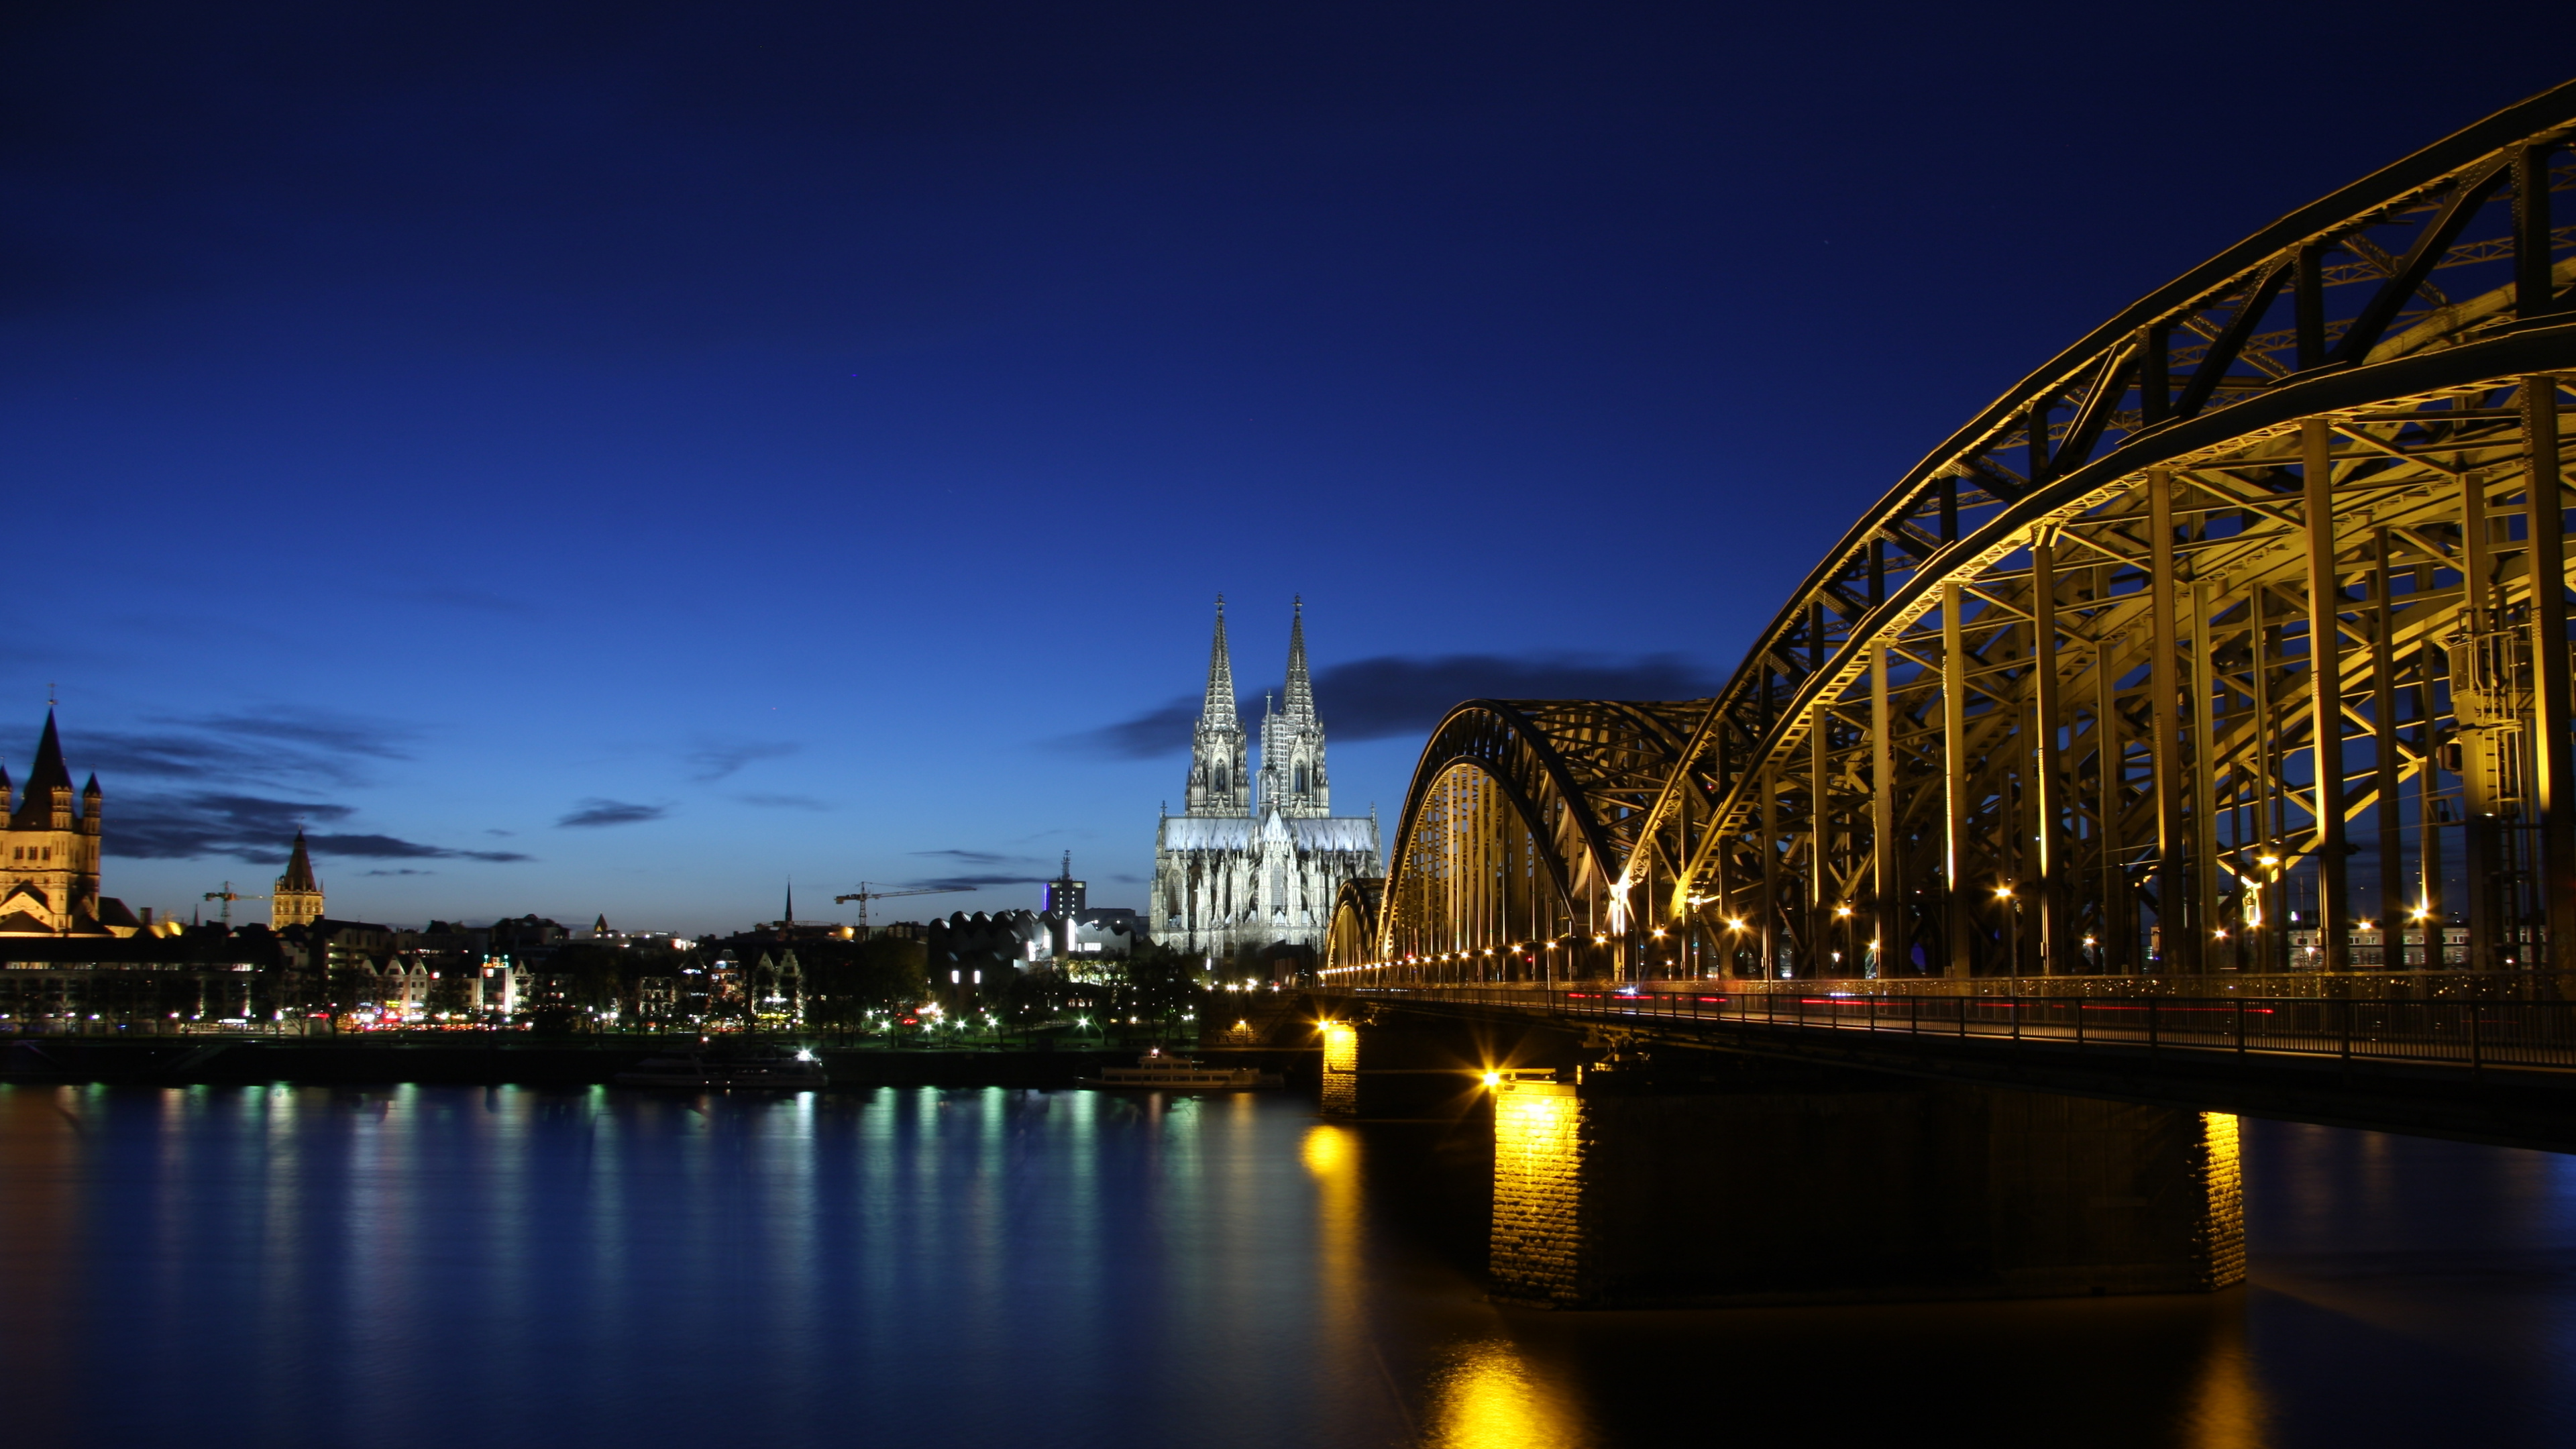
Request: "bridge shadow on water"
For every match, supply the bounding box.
[1338,1110,2573,1449]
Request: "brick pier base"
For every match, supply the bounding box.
[1489,1075,2243,1308]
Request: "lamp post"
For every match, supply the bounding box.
[1995,883,2019,981]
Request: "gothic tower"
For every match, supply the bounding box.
[1259,597,1330,818]
[0,711,105,933]
[1184,596,1250,816]
[273,828,325,929]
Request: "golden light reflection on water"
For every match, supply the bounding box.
[1421,1338,1589,1449]
[1302,1121,1353,1177]
[2182,1305,2272,1449]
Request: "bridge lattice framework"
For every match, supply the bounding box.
[1331,82,2576,987]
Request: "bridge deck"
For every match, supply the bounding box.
[1325,985,2576,1152]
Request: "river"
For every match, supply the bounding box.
[0,1083,2566,1447]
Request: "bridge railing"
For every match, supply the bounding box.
[1330,985,2576,1073]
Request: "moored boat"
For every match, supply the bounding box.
[1078,1048,1281,1091]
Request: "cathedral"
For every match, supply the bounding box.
[1152,599,1381,964]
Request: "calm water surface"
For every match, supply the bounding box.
[0,1083,2569,1448]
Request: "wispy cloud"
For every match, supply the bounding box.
[912,847,1028,865]
[107,794,530,864]
[557,798,667,828]
[362,868,435,877]
[739,792,829,811]
[684,737,798,782]
[1057,651,1723,758]
[903,876,1018,892]
[78,709,416,788]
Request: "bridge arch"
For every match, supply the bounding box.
[1333,81,2576,985]
[1324,699,1702,982]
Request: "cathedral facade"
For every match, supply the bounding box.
[1152,600,1381,963]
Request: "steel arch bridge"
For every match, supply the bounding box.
[1330,81,2576,987]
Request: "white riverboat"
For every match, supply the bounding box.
[1079,1049,1282,1092]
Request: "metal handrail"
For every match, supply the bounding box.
[1334,985,2576,1073]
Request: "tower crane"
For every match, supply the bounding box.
[833,881,971,932]
[203,881,268,927]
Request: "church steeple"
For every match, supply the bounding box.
[1282,596,1315,720]
[12,710,72,832]
[1260,597,1331,818]
[272,828,325,930]
[1201,595,1239,728]
[1185,596,1250,816]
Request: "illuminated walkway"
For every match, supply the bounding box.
[1320,982,2576,1152]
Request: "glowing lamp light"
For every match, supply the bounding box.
[1481,1071,1502,1088]
[2259,855,2280,867]
[1833,904,1853,918]
[1994,885,2014,900]
[1726,918,1746,931]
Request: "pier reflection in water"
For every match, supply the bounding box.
[0,1083,2567,1448]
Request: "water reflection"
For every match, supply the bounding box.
[0,1086,2567,1447]
[1421,1337,1589,1449]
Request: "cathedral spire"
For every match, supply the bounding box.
[1201,595,1238,728]
[1282,595,1315,720]
[1183,595,1250,816]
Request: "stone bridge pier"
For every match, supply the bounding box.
[1489,1061,2244,1308]
[1311,1008,2244,1307]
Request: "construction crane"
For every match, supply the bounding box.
[202,880,267,927]
[833,881,971,932]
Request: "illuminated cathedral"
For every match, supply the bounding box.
[1151,600,1381,963]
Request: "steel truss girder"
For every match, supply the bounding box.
[1332,84,2576,985]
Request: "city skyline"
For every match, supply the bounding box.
[7,4,2568,928]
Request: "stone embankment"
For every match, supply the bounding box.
[0,1036,1319,1091]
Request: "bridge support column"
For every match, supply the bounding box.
[1489,1073,2243,1308]
[1320,1018,1359,1117]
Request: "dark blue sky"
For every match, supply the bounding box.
[4,2,2566,930]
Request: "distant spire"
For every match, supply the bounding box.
[279,830,320,892]
[594,913,609,935]
[11,710,71,831]
[24,711,68,793]
[784,879,794,926]
[1283,595,1315,719]
[1200,595,1238,727]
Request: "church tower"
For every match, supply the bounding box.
[1258,597,1330,818]
[1183,597,1250,816]
[273,829,325,929]
[0,711,106,933]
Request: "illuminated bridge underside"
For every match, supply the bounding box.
[1335,83,2576,983]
